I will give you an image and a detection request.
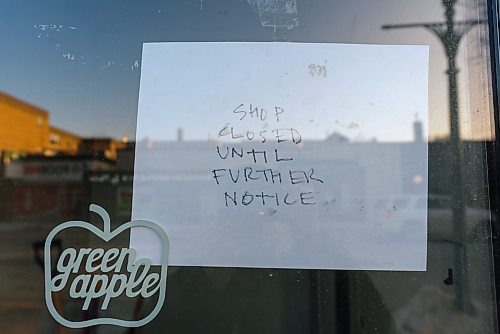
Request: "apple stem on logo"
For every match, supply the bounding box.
[90,204,111,235]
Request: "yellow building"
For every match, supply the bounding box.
[0,92,81,156]
[46,126,81,156]
[0,92,50,154]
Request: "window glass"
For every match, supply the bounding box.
[0,0,497,333]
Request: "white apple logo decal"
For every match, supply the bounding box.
[44,204,169,328]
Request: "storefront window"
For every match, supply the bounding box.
[0,0,498,333]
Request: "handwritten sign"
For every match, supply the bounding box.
[131,42,429,270]
[213,105,325,208]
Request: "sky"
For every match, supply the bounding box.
[0,0,491,141]
[137,42,429,142]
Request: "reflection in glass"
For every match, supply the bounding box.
[0,0,496,333]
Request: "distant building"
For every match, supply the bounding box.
[46,126,81,156]
[79,138,126,161]
[177,128,184,142]
[326,132,349,143]
[0,92,131,220]
[0,92,50,154]
[413,119,424,143]
[0,92,132,161]
[0,92,81,157]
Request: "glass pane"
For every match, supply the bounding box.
[0,0,496,333]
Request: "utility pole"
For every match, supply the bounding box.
[382,0,483,314]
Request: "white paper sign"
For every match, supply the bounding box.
[131,42,429,271]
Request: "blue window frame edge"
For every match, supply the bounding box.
[487,0,500,327]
